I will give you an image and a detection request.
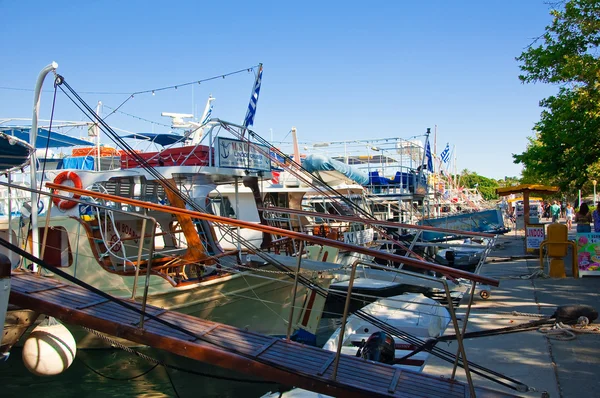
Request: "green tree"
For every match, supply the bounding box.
[515,0,600,192]
[457,171,500,200]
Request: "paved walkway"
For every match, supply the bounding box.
[422,230,600,398]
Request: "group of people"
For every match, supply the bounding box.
[544,200,600,232]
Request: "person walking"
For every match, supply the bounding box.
[576,202,592,232]
[593,202,600,233]
[550,200,561,223]
[565,202,575,230]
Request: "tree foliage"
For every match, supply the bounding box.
[456,171,502,200]
[515,0,600,192]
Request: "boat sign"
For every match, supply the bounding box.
[343,228,374,245]
[216,137,271,172]
[525,224,545,253]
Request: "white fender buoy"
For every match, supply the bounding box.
[22,317,76,376]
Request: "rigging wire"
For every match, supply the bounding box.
[0,64,260,96]
[49,77,528,392]
[102,104,171,128]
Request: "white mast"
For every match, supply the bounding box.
[30,62,58,271]
[291,127,300,164]
[94,101,102,171]
[191,95,214,145]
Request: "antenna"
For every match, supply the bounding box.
[161,112,195,129]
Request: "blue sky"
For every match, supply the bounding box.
[0,0,557,179]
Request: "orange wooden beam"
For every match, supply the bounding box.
[46,182,499,286]
[260,206,496,238]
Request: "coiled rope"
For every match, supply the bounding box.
[538,317,600,341]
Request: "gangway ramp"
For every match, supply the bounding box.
[9,272,516,398]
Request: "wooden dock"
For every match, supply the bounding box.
[9,271,517,398]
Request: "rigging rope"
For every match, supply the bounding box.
[49,77,527,392]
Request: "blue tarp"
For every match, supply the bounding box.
[57,156,95,170]
[0,128,91,148]
[303,154,369,185]
[122,133,185,147]
[418,209,506,241]
[369,171,390,185]
[0,135,31,172]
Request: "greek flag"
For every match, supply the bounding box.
[425,141,433,171]
[200,103,213,125]
[243,65,263,128]
[440,143,451,163]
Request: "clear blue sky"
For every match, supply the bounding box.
[0,0,557,179]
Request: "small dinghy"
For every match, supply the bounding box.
[262,293,450,397]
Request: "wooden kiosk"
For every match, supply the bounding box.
[496,184,559,226]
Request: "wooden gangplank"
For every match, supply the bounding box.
[9,272,516,398]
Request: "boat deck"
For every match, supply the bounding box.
[9,271,516,398]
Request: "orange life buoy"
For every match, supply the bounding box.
[52,171,83,210]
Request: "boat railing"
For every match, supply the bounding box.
[0,180,158,304]
[330,259,478,396]
[46,182,500,286]
[39,182,495,393]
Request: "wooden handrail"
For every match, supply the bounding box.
[259,206,497,238]
[46,182,499,286]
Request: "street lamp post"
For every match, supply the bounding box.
[594,180,597,204]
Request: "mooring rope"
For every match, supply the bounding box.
[82,326,277,384]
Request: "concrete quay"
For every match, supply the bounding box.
[422,230,600,398]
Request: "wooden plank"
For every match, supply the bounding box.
[252,338,279,357]
[396,373,465,398]
[132,308,169,326]
[8,273,516,398]
[317,354,335,376]
[77,298,110,310]
[389,368,402,393]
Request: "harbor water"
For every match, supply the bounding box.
[0,319,342,397]
[0,347,282,397]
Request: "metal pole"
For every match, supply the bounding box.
[95,101,102,171]
[132,208,148,299]
[7,173,12,251]
[29,62,58,272]
[331,260,358,381]
[234,177,241,254]
[286,240,304,340]
[451,280,477,379]
[139,219,156,329]
[39,198,54,274]
[442,279,476,397]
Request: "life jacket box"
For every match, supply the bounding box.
[120,146,213,169]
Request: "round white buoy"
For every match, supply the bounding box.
[22,317,76,376]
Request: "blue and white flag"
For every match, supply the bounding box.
[440,143,451,163]
[425,140,433,172]
[200,103,213,125]
[243,65,263,129]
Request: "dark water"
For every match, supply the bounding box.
[0,319,341,397]
[0,347,283,398]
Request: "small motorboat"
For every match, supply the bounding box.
[261,293,450,398]
[434,239,487,272]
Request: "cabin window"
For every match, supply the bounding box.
[264,193,289,208]
[38,226,73,267]
[210,196,236,218]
